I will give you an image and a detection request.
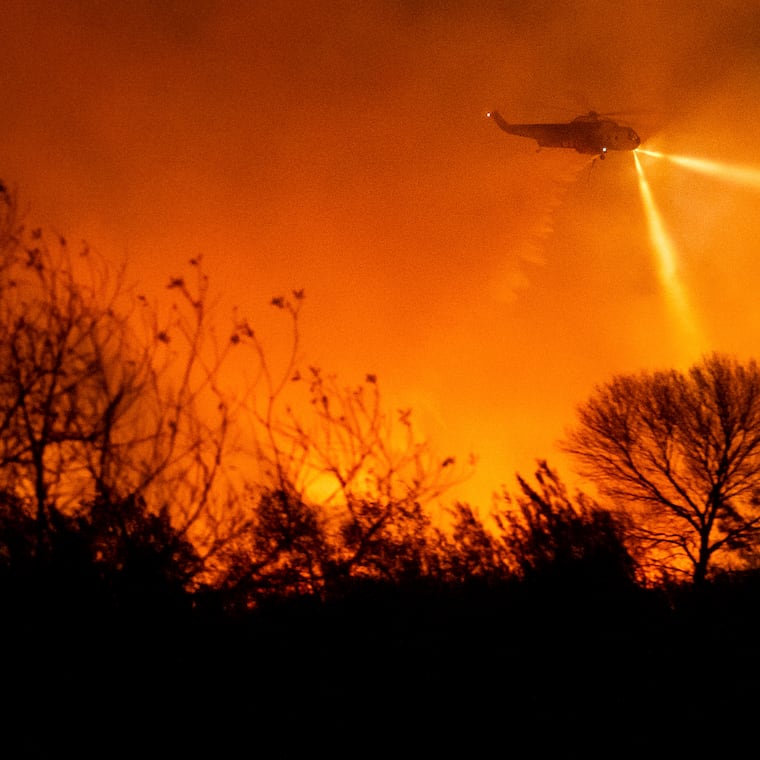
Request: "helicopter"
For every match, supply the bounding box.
[487,110,640,159]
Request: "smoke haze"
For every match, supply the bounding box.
[2,0,760,503]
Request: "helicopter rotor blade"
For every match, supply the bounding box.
[519,99,659,123]
[597,109,656,118]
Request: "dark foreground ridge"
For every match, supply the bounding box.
[3,571,760,759]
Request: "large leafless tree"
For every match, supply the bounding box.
[563,353,760,584]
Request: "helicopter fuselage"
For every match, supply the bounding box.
[488,111,640,158]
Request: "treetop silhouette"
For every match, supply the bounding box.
[564,353,760,584]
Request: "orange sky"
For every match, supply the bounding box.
[2,0,760,508]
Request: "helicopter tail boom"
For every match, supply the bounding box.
[487,111,565,143]
[486,110,511,134]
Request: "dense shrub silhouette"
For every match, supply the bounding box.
[82,494,200,616]
[218,486,440,610]
[502,460,636,591]
[0,490,198,621]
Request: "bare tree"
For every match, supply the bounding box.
[0,211,143,535]
[216,308,471,602]
[563,353,760,584]
[0,187,237,576]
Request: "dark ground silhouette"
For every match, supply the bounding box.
[1,469,759,759]
[4,554,760,759]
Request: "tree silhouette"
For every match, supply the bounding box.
[0,195,148,540]
[563,353,760,584]
[276,368,463,589]
[0,186,248,599]
[214,322,467,605]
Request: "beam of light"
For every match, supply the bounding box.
[638,149,760,191]
[633,151,701,347]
